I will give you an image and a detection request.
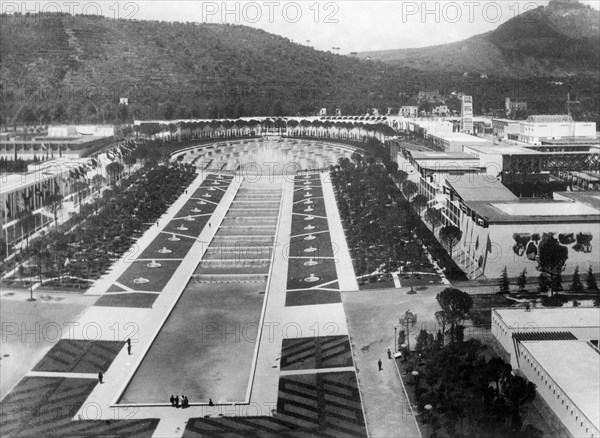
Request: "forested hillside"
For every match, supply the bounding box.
[1,10,598,125]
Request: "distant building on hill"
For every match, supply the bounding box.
[505,98,528,116]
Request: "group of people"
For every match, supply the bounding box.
[170,395,189,408]
[169,395,215,408]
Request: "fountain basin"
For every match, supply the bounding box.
[133,277,150,284]
[304,274,320,283]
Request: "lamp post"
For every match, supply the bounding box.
[424,404,433,438]
[394,326,397,352]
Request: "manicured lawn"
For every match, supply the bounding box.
[116,260,182,292]
[293,186,324,202]
[292,198,327,217]
[183,371,366,437]
[0,377,158,437]
[287,258,338,290]
[137,233,196,259]
[290,215,329,236]
[94,293,158,308]
[285,289,342,306]
[289,232,335,258]
[32,340,124,373]
[281,336,353,370]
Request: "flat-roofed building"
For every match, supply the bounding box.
[0,135,114,160]
[518,115,597,145]
[491,308,600,438]
[492,118,520,140]
[463,143,599,178]
[397,149,485,204]
[492,308,600,365]
[428,132,493,152]
[439,178,600,279]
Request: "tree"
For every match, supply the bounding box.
[399,310,418,351]
[569,266,584,292]
[43,193,63,226]
[401,180,418,199]
[536,233,568,296]
[436,288,473,343]
[411,194,427,215]
[538,274,549,292]
[424,207,442,232]
[439,225,462,255]
[499,266,510,294]
[586,266,598,291]
[487,357,511,393]
[435,310,449,345]
[517,268,528,292]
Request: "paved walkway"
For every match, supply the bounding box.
[342,288,423,438]
[321,173,359,292]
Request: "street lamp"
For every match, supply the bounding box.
[424,404,433,438]
[394,326,397,352]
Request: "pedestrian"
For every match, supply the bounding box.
[209,222,211,228]
[525,302,531,312]
[98,372,103,384]
[387,348,392,360]
[208,398,214,407]
[127,338,131,348]
[175,395,180,408]
[378,359,382,371]
[127,344,131,355]
[170,395,175,407]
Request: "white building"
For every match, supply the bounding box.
[518,115,596,145]
[492,308,600,438]
[400,106,419,118]
[441,179,600,279]
[428,132,493,152]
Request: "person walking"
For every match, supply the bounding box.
[127,344,132,355]
[387,349,392,360]
[378,359,383,371]
[98,372,103,384]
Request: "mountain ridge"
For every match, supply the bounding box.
[357,0,600,78]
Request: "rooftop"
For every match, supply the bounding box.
[446,176,518,202]
[554,191,600,209]
[431,132,493,143]
[526,115,574,123]
[521,340,600,429]
[0,158,91,195]
[0,135,109,145]
[464,145,544,155]
[494,308,600,330]
[410,151,479,161]
[466,199,600,223]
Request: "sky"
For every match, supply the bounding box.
[6,1,600,53]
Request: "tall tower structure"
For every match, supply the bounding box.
[461,95,473,134]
